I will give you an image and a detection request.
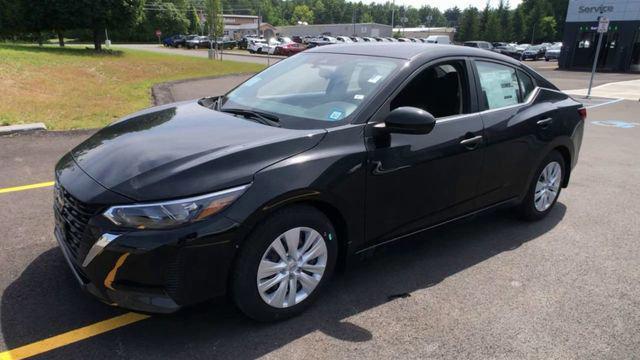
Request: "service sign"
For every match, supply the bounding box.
[566,0,640,22]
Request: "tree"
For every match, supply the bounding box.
[205,0,223,55]
[456,6,480,42]
[478,1,490,40]
[142,1,190,40]
[187,4,201,34]
[291,5,314,25]
[511,6,526,42]
[483,12,500,42]
[443,6,461,27]
[538,16,557,41]
[75,0,144,51]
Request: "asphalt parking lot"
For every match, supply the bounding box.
[1,67,639,359]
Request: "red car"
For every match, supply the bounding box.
[273,42,306,56]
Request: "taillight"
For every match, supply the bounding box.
[578,107,587,121]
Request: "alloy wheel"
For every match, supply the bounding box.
[534,161,562,212]
[256,227,327,308]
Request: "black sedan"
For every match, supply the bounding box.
[494,45,522,59]
[521,45,547,60]
[54,43,585,321]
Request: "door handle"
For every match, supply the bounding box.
[537,117,554,126]
[460,135,483,150]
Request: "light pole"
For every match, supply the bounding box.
[530,22,536,44]
[391,0,395,31]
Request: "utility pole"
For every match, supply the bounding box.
[391,0,395,31]
[530,22,536,44]
[352,7,356,36]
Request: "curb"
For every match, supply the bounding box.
[0,123,47,135]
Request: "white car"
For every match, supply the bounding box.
[250,38,282,54]
[424,35,450,44]
[247,39,267,54]
[336,36,353,43]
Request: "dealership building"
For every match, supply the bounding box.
[276,23,392,38]
[560,0,640,72]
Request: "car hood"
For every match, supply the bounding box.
[69,100,326,202]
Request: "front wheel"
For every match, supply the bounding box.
[517,151,565,221]
[232,205,338,321]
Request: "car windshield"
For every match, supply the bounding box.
[220,53,401,127]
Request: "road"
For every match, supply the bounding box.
[1,66,640,359]
[116,44,282,66]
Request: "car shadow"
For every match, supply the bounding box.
[1,204,566,358]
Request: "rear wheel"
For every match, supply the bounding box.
[518,151,565,221]
[232,205,338,321]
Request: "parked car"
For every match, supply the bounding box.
[162,35,185,47]
[373,37,388,42]
[350,36,365,42]
[185,35,210,49]
[247,39,267,53]
[424,35,451,44]
[492,42,508,48]
[494,45,521,59]
[336,36,353,43]
[307,36,337,48]
[385,37,398,42]
[212,37,237,50]
[54,43,585,322]
[521,45,547,60]
[545,43,563,61]
[514,43,531,54]
[397,38,411,42]
[361,37,376,42]
[273,42,307,56]
[463,41,493,50]
[239,36,264,50]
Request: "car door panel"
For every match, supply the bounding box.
[364,115,484,245]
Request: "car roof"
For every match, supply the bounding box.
[305,43,521,65]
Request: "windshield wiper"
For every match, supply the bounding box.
[221,108,281,127]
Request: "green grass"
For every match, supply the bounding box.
[0,44,264,130]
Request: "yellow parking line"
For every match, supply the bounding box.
[0,312,150,360]
[0,181,55,194]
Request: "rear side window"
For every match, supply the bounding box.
[517,69,536,100]
[475,61,520,110]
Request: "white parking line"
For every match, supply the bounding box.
[585,98,625,109]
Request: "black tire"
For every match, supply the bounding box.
[231,205,338,322]
[517,150,565,221]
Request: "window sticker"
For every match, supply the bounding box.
[244,77,262,87]
[368,75,383,84]
[328,110,344,121]
[354,94,365,100]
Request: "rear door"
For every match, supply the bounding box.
[471,59,559,206]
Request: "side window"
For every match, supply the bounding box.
[475,61,520,110]
[390,60,469,118]
[517,69,536,100]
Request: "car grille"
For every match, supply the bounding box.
[53,184,102,263]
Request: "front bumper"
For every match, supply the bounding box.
[55,214,240,313]
[53,157,242,313]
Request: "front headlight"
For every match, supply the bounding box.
[103,184,249,229]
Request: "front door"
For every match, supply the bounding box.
[364,59,485,246]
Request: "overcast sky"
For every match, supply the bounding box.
[368,0,523,11]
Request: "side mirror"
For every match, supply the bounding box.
[384,107,436,135]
